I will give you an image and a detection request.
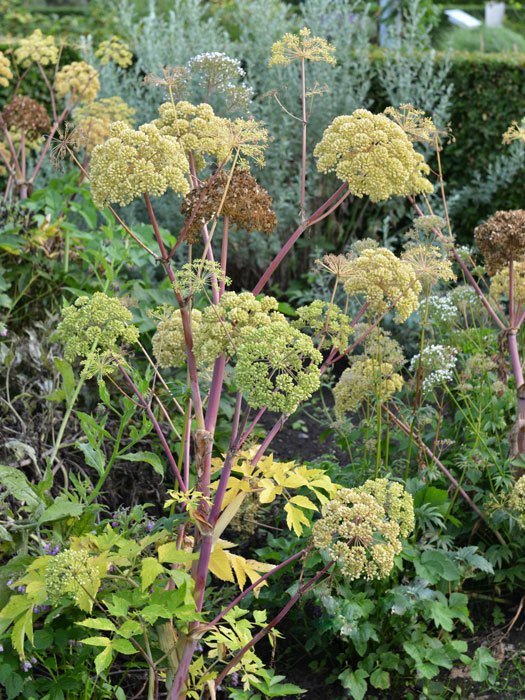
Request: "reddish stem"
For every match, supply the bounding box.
[213,561,334,689]
[253,183,348,295]
[117,361,185,491]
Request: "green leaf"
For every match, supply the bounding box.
[38,498,83,524]
[94,646,113,675]
[471,646,499,682]
[77,618,117,632]
[54,358,76,404]
[158,542,198,564]
[105,595,130,617]
[428,601,455,631]
[140,557,165,591]
[140,604,172,624]
[4,673,24,700]
[117,620,142,639]
[370,668,390,689]
[111,638,136,655]
[120,451,165,476]
[75,442,106,476]
[0,466,40,510]
[82,636,111,647]
[338,668,368,700]
[11,609,33,658]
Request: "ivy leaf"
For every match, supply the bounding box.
[338,668,368,700]
[370,669,390,690]
[471,646,499,682]
[140,557,165,591]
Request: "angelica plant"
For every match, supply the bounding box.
[16,31,466,700]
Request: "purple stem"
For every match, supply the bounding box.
[253,183,348,295]
[117,361,185,491]
[213,561,334,689]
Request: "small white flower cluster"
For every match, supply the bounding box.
[186,52,254,109]
[425,295,458,324]
[410,344,458,395]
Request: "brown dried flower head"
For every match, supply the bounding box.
[474,210,525,276]
[181,169,277,243]
[1,96,51,140]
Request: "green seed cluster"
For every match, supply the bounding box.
[402,243,455,290]
[154,100,231,164]
[45,549,96,606]
[333,357,403,417]
[508,476,525,524]
[491,261,525,302]
[293,300,353,351]
[14,29,59,68]
[269,27,336,66]
[56,292,139,365]
[314,109,433,202]
[89,121,189,208]
[95,36,133,68]
[54,61,100,103]
[0,51,13,88]
[152,293,284,368]
[344,247,422,323]
[152,308,202,368]
[234,321,322,414]
[312,478,414,580]
[198,292,285,361]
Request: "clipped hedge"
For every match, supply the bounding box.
[370,49,525,238]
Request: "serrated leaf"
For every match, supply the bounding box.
[288,495,318,510]
[208,544,234,583]
[94,645,113,675]
[370,668,390,689]
[0,466,40,509]
[141,557,165,591]
[75,442,106,476]
[471,646,499,682]
[77,618,116,632]
[140,604,172,624]
[11,609,33,659]
[157,542,197,564]
[284,502,311,536]
[82,636,111,647]
[117,620,142,638]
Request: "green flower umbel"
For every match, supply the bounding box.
[56,293,139,371]
[313,478,414,580]
[314,109,432,202]
[234,322,322,414]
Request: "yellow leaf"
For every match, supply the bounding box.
[229,553,273,595]
[258,478,281,504]
[284,503,312,536]
[288,495,318,511]
[209,544,234,583]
